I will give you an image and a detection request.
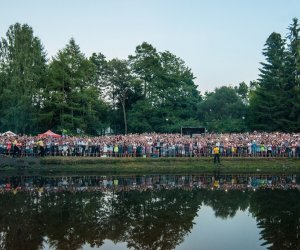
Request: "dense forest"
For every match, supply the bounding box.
[0,18,299,135]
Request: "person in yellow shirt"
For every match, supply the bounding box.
[37,139,45,157]
[213,145,220,164]
[113,144,119,157]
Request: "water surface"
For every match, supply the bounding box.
[0,173,299,250]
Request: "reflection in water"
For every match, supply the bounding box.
[0,173,299,250]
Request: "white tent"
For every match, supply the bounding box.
[2,131,17,137]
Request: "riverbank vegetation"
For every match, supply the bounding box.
[1,157,299,175]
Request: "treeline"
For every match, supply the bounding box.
[0,19,299,135]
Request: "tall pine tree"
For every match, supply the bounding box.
[285,18,300,131]
[249,32,287,131]
[0,23,47,134]
[43,38,108,134]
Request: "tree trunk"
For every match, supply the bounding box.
[121,100,127,135]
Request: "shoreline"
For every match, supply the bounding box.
[1,156,300,175]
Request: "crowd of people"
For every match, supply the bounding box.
[0,132,300,158]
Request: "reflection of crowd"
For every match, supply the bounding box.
[0,132,300,158]
[0,174,299,194]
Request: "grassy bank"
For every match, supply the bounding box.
[1,156,299,175]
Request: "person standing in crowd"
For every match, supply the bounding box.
[213,145,220,164]
[37,139,45,157]
[12,138,19,157]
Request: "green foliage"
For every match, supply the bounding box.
[234,81,249,104]
[249,32,287,131]
[129,42,161,99]
[0,23,47,134]
[0,19,299,135]
[41,38,108,134]
[128,44,201,133]
[107,58,136,134]
[249,19,300,132]
[285,18,300,131]
[198,86,248,132]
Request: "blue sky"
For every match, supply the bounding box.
[1,0,299,92]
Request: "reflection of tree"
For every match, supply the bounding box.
[0,187,299,250]
[113,189,201,250]
[0,193,44,250]
[201,189,250,219]
[249,190,300,250]
[0,188,201,250]
[42,191,108,250]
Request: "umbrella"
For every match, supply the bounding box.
[2,131,17,137]
[38,130,61,138]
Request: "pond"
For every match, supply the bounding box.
[0,173,299,250]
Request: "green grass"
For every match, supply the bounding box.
[1,156,299,175]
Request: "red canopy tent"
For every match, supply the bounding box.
[38,130,61,138]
